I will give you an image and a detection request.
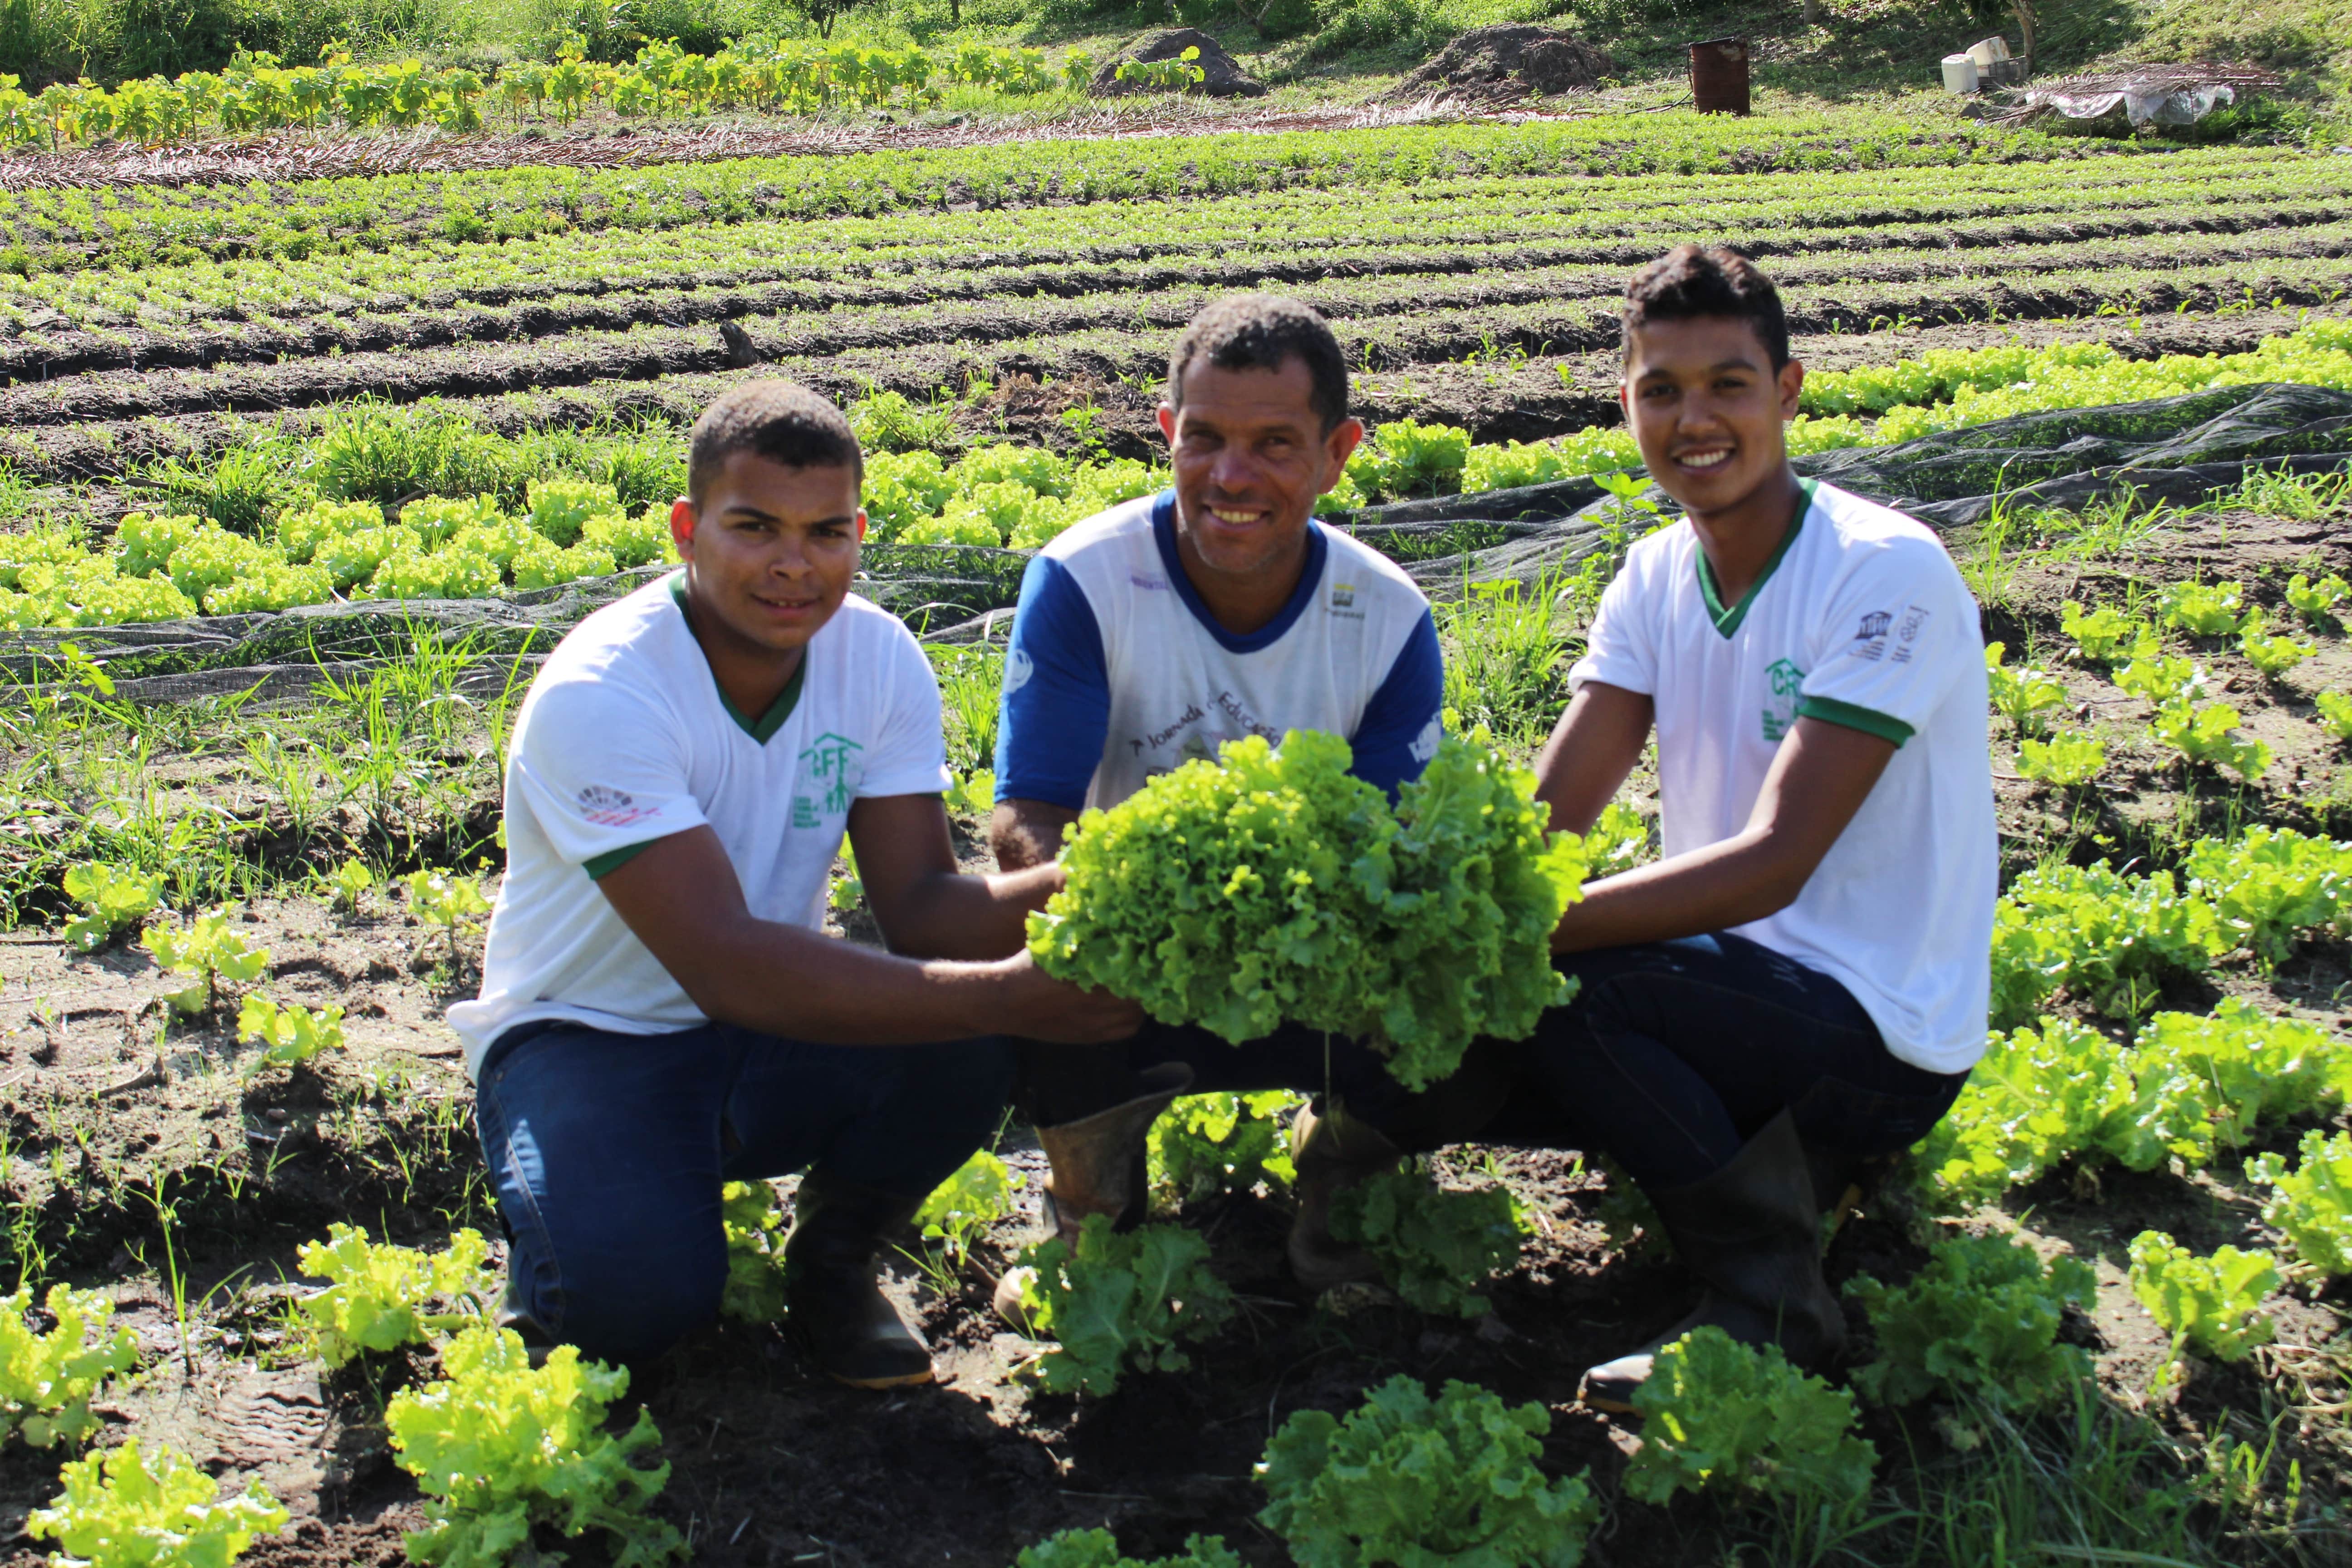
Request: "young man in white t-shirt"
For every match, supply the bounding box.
[1528,247,1996,1409]
[989,296,1490,1310]
[451,381,1138,1388]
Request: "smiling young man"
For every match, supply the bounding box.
[450,381,1138,1388]
[1526,247,1996,1409]
[986,295,1476,1308]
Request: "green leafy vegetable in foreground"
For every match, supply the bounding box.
[296,1225,491,1368]
[2249,1129,2352,1280]
[0,1285,138,1449]
[29,1437,287,1568]
[1013,1216,1234,1397]
[719,1180,788,1323]
[1847,1233,2095,1411]
[1625,1328,1876,1511]
[1017,1529,1241,1568]
[387,1323,684,1568]
[1028,731,1583,1089]
[1329,1164,1525,1318]
[1257,1376,1597,1568]
[1149,1091,1300,1202]
[2127,1231,2278,1364]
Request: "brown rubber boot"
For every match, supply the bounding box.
[1286,1101,1405,1292]
[783,1170,935,1390]
[991,1062,1194,1329]
[1578,1110,1846,1414]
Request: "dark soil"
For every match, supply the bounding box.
[1091,29,1268,99]
[1397,26,1613,103]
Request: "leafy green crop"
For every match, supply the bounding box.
[1029,732,1583,1090]
[1,1285,137,1449]
[236,994,346,1073]
[2127,1231,2278,1363]
[2113,651,2207,707]
[1580,800,1656,879]
[28,1437,287,1568]
[1018,1529,1240,1568]
[719,1180,787,1323]
[2239,610,2314,678]
[2148,699,2271,780]
[2107,1001,2346,1169]
[2016,729,2106,787]
[1328,1164,1524,1318]
[1149,1091,1300,1203]
[913,1150,1016,1262]
[143,907,271,1016]
[2286,571,2349,627]
[1624,1328,1876,1511]
[1012,1216,1233,1397]
[2061,601,2151,665]
[387,1323,684,1568]
[1258,1376,1597,1568]
[2161,580,2244,637]
[1912,1019,2136,1206]
[406,868,493,960]
[1985,642,2068,731]
[2182,826,2352,966]
[1846,1234,2094,1411]
[61,863,164,953]
[327,857,375,910]
[2249,1129,2352,1280]
[2316,691,2352,743]
[295,1224,491,1367]
[1988,862,2221,1026]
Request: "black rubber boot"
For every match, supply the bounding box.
[991,1063,1193,1329]
[1286,1101,1405,1292]
[1579,1109,1846,1413]
[783,1170,935,1390]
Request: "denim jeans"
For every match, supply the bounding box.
[1529,933,1969,1190]
[474,1019,1013,1365]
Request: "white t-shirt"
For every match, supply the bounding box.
[1568,480,1996,1074]
[448,572,951,1076]
[995,491,1445,811]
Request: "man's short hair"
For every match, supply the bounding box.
[1620,245,1790,371]
[1167,294,1349,435]
[688,379,863,504]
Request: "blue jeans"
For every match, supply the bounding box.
[474,1019,1013,1365]
[1529,933,1969,1190]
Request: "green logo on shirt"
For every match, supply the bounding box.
[1762,658,1805,741]
[798,732,864,814]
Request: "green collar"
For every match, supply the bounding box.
[1695,479,1817,639]
[669,573,806,743]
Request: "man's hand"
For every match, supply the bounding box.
[1550,715,1896,953]
[991,797,1080,872]
[980,950,1146,1043]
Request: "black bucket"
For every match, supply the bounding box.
[1689,36,1751,114]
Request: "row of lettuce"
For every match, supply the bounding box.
[0,39,1100,152]
[2,321,2347,629]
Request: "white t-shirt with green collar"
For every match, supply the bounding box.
[448,571,951,1076]
[1568,479,1996,1074]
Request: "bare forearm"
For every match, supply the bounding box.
[684,915,1014,1043]
[1551,829,1808,953]
[873,863,1061,961]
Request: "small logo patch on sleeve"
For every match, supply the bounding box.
[577,784,658,828]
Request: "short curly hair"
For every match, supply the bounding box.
[688,379,863,504]
[1167,294,1349,435]
[1620,245,1790,371]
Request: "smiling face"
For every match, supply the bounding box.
[1620,315,1806,522]
[669,450,864,662]
[1157,356,1363,602]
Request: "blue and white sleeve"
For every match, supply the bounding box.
[1349,608,1445,799]
[993,554,1111,810]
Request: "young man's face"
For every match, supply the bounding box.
[670,451,864,656]
[1157,356,1364,582]
[1620,316,1805,519]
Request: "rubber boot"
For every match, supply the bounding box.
[991,1062,1194,1329]
[1578,1110,1846,1414]
[1286,1101,1405,1292]
[783,1169,935,1390]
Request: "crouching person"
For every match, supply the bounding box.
[449,382,1139,1386]
[1529,247,1995,1410]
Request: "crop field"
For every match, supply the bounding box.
[2,97,2352,1568]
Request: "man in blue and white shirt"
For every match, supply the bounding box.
[990,296,1466,1307]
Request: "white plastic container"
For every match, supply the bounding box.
[1967,35,2011,67]
[1942,54,1980,94]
